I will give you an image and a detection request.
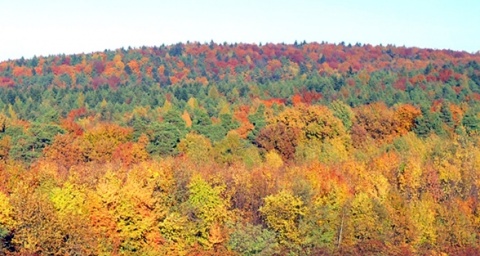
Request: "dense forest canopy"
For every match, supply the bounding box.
[1,42,480,255]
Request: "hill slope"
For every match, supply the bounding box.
[1,42,480,255]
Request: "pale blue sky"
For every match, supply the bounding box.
[0,0,479,61]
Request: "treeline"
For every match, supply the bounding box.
[0,42,480,255]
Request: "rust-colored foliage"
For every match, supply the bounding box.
[112,141,149,166]
[394,104,422,135]
[256,123,299,161]
[43,133,85,170]
[352,102,402,146]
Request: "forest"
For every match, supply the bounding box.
[1,41,480,255]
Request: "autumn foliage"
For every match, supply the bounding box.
[0,42,480,254]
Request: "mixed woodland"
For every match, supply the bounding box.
[1,41,480,255]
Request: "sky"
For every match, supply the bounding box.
[0,0,479,61]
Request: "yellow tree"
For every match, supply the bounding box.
[11,180,96,255]
[435,200,476,250]
[344,192,390,253]
[186,175,229,249]
[409,194,438,249]
[259,190,306,249]
[92,162,175,254]
[298,167,352,253]
[0,191,15,251]
[177,132,213,164]
[49,181,98,254]
[213,131,247,165]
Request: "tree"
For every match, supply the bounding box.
[213,131,248,165]
[413,108,445,138]
[259,190,306,248]
[0,192,15,252]
[7,123,64,162]
[410,195,438,248]
[177,132,213,164]
[146,122,181,156]
[219,112,240,132]
[43,133,85,170]
[192,108,226,142]
[351,102,397,146]
[11,184,97,255]
[163,109,188,137]
[298,173,351,253]
[0,136,11,162]
[330,100,355,131]
[393,104,421,135]
[227,223,280,255]
[347,192,388,246]
[80,123,132,162]
[186,175,229,249]
[255,123,299,161]
[247,105,267,143]
[462,109,480,135]
[273,104,349,145]
[440,102,454,128]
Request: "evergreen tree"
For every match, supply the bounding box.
[462,109,480,135]
[440,102,454,127]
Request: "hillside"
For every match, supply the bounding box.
[1,42,480,255]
